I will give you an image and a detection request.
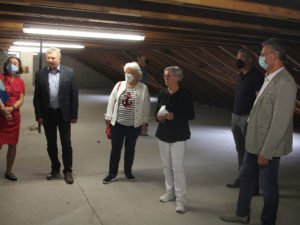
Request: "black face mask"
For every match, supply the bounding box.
[236,59,245,69]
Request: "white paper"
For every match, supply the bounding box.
[157,105,169,116]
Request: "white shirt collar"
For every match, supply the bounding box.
[265,67,284,82]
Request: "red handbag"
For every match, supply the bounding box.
[106,124,112,139]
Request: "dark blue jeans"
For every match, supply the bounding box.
[236,151,280,225]
[108,123,140,176]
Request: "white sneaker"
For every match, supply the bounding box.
[159,192,176,202]
[176,201,185,213]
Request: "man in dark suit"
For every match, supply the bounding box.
[33,47,78,184]
[221,39,297,225]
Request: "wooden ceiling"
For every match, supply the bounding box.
[0,0,300,116]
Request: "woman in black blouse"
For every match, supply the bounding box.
[155,66,195,213]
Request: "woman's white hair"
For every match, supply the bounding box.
[124,62,142,80]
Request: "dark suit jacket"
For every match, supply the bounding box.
[33,65,78,122]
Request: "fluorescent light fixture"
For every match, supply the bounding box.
[8,46,48,53]
[13,41,84,49]
[23,26,145,41]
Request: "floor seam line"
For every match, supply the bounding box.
[76,178,104,225]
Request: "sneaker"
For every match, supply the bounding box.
[126,173,135,182]
[103,174,116,184]
[160,192,176,202]
[220,215,250,224]
[175,201,185,213]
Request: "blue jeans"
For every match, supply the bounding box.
[236,151,280,225]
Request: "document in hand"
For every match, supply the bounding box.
[157,105,169,116]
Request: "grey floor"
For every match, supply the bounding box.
[0,89,299,225]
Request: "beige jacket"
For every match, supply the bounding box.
[245,68,297,159]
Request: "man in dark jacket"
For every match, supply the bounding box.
[33,47,78,184]
[227,48,264,189]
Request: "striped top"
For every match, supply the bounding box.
[116,88,136,126]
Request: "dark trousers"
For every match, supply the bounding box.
[231,113,248,169]
[237,151,280,225]
[43,108,73,174]
[109,123,140,176]
[232,114,259,192]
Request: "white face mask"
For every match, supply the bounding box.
[125,74,134,83]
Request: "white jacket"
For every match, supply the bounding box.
[105,81,151,127]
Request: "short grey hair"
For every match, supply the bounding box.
[46,47,61,58]
[262,38,287,63]
[124,62,142,80]
[164,66,183,81]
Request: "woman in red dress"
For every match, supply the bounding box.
[0,56,25,181]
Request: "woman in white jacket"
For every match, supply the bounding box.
[103,62,150,184]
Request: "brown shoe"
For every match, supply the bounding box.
[64,172,74,184]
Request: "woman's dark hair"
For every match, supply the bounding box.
[2,56,24,75]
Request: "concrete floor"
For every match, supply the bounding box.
[0,89,299,225]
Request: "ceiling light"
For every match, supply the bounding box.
[23,26,145,41]
[8,46,48,53]
[14,41,84,49]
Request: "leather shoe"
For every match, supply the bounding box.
[226,178,240,188]
[5,173,18,181]
[64,172,74,184]
[220,215,250,224]
[46,171,60,180]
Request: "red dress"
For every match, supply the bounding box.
[0,73,25,144]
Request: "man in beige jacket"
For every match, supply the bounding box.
[221,38,297,225]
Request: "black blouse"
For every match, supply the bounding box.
[155,88,195,143]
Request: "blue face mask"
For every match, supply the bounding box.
[6,64,19,74]
[259,56,268,70]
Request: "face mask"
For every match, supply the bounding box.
[6,64,19,74]
[236,59,245,69]
[125,74,134,83]
[259,56,268,70]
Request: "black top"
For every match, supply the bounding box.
[155,88,195,143]
[233,68,264,115]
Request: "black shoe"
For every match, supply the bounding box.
[5,173,17,181]
[220,215,250,224]
[126,173,135,182]
[103,174,116,184]
[46,171,60,180]
[226,178,240,188]
[64,172,74,184]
